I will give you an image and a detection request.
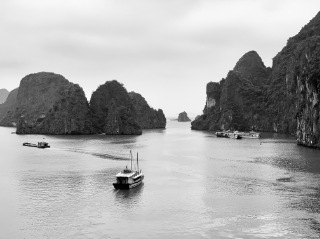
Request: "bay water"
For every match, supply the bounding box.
[1,121,320,238]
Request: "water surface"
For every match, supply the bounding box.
[1,122,320,238]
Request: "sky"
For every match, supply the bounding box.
[0,0,320,117]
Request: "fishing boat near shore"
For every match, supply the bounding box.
[113,151,144,190]
[238,131,260,139]
[215,131,229,138]
[215,131,242,139]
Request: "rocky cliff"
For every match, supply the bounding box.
[90,80,142,135]
[192,11,320,149]
[192,51,271,131]
[129,92,166,129]
[14,72,94,134]
[0,88,18,126]
[178,111,191,122]
[0,89,9,104]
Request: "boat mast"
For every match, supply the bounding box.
[137,152,139,172]
[130,150,133,170]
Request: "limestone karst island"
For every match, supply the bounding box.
[0,72,166,135]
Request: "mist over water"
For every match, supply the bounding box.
[1,122,320,238]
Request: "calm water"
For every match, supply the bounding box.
[1,121,320,239]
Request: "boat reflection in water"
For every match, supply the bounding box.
[113,151,144,190]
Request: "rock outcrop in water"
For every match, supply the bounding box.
[15,72,94,134]
[90,80,142,135]
[0,88,18,126]
[0,89,9,104]
[129,91,166,129]
[178,111,191,122]
[192,11,320,149]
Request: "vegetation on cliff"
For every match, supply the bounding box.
[90,80,142,135]
[129,92,166,129]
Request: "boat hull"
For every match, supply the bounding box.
[113,176,144,190]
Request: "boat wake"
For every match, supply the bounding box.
[53,147,129,160]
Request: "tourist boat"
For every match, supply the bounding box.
[23,142,50,148]
[238,131,260,139]
[227,131,242,139]
[113,151,144,189]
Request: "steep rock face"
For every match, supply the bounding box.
[0,88,18,126]
[15,72,93,134]
[90,80,142,135]
[129,92,166,129]
[178,111,191,122]
[192,11,320,149]
[0,89,9,104]
[192,51,271,131]
[282,12,320,148]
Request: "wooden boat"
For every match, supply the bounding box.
[113,151,144,189]
[23,142,50,148]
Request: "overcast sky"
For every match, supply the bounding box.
[1,0,319,117]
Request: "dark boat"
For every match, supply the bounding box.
[23,142,50,148]
[215,131,229,138]
[113,151,144,189]
[215,131,242,139]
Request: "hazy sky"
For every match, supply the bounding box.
[1,0,319,117]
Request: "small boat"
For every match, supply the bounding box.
[215,131,229,138]
[113,151,144,189]
[23,141,50,148]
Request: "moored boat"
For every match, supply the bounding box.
[227,131,242,139]
[215,131,229,138]
[238,131,260,139]
[113,151,144,190]
[215,131,242,139]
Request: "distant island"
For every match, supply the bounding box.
[192,11,320,149]
[178,111,191,122]
[0,72,166,135]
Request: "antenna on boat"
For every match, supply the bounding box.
[137,152,139,172]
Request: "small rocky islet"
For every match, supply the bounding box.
[0,72,166,135]
[192,11,320,149]
[178,111,191,122]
